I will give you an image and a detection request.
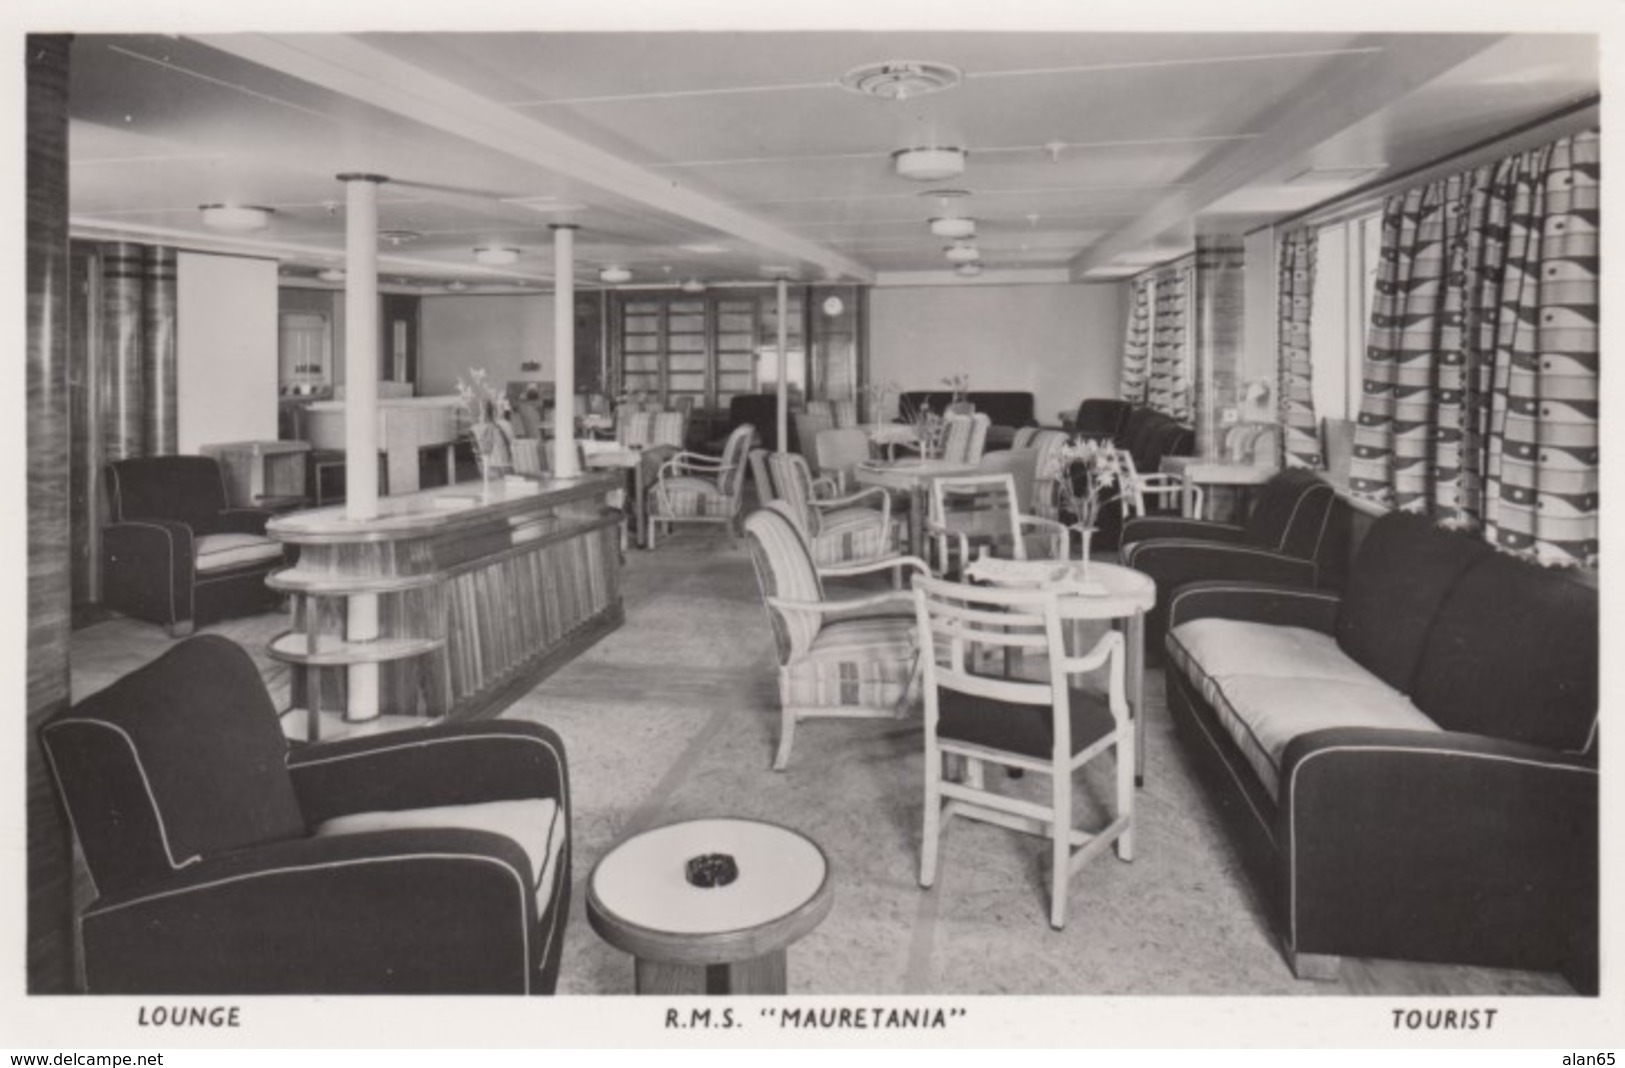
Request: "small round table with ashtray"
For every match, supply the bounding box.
[586,817,834,995]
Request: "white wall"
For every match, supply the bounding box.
[177,252,279,453]
[868,282,1125,422]
[419,294,555,396]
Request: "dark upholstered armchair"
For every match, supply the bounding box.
[41,636,572,994]
[1120,468,1343,656]
[103,456,286,636]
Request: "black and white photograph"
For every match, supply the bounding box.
[10,0,1621,1051]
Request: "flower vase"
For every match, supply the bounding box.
[1072,524,1097,572]
[947,399,974,416]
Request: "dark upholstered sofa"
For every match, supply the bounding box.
[899,390,1035,429]
[1163,512,1598,991]
[1121,468,1345,659]
[42,636,572,993]
[899,391,1034,451]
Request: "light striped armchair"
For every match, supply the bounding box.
[647,423,755,546]
[744,505,926,770]
[767,451,895,571]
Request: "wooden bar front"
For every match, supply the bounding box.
[267,474,623,737]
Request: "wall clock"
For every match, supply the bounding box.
[821,296,844,318]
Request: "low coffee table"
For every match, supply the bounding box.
[587,818,833,995]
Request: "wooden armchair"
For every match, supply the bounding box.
[647,423,756,546]
[744,506,928,771]
[767,451,896,571]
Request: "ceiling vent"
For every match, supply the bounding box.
[839,61,962,100]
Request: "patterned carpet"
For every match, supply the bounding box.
[68,528,1573,997]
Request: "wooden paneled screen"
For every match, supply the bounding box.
[610,286,861,412]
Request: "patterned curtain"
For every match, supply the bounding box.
[1118,275,1154,405]
[1277,228,1320,467]
[1349,129,1599,566]
[1147,267,1191,422]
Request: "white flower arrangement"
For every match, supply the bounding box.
[1055,438,1130,529]
[456,368,514,475]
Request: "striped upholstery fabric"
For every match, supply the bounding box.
[768,451,891,567]
[744,507,917,739]
[617,410,685,450]
[1010,426,1040,450]
[787,617,916,710]
[1027,429,1072,520]
[648,423,755,523]
[832,399,859,428]
[940,412,990,464]
[809,507,892,568]
[744,506,824,665]
[806,400,833,423]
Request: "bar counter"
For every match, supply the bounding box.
[267,473,623,741]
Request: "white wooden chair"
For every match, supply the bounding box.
[926,472,1070,578]
[912,574,1135,929]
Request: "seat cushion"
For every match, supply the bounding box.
[787,614,916,711]
[316,798,565,915]
[194,532,285,574]
[1169,619,1439,800]
[1335,513,1493,693]
[650,476,731,517]
[811,506,890,565]
[938,685,1117,760]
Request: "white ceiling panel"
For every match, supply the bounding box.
[63,30,1598,282]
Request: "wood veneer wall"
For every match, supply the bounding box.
[27,32,75,994]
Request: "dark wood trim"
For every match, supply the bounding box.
[26,31,75,995]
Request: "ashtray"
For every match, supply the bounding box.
[685,852,739,888]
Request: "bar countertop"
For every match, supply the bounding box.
[267,473,621,544]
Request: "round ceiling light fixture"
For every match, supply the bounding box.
[944,241,981,264]
[955,262,984,278]
[317,267,346,283]
[445,280,470,292]
[839,60,963,101]
[380,229,422,247]
[599,266,632,285]
[893,147,967,182]
[929,216,977,239]
[474,246,520,266]
[679,278,707,294]
[199,204,274,232]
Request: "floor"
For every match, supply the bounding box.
[66,526,1576,997]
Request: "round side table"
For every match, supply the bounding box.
[586,818,833,995]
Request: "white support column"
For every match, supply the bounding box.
[551,224,580,477]
[338,172,385,721]
[775,278,789,455]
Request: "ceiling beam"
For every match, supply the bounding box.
[1069,34,1505,277]
[195,34,875,284]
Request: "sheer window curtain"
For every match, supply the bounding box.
[1277,228,1320,468]
[1349,129,1599,567]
